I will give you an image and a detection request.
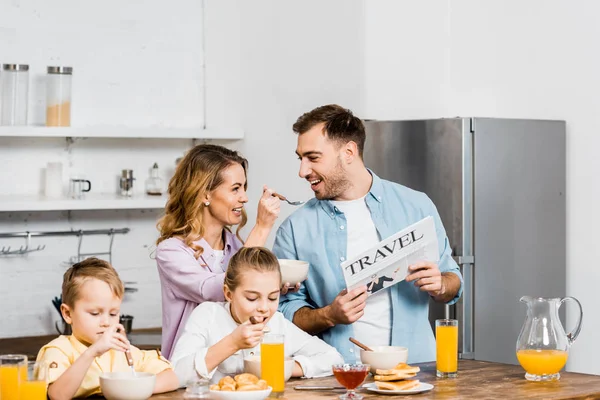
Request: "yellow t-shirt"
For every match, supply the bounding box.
[36,335,172,398]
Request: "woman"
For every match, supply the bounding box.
[156,144,280,359]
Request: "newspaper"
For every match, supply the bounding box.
[340,216,439,295]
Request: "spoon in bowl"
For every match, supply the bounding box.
[124,348,136,376]
[118,326,136,376]
[349,337,373,352]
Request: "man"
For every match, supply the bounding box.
[273,104,463,364]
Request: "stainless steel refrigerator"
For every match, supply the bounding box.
[363,118,566,365]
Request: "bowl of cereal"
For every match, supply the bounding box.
[100,372,156,400]
[277,259,309,286]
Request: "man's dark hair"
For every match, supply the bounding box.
[292,104,366,157]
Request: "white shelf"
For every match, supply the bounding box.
[0,126,244,140]
[0,193,167,212]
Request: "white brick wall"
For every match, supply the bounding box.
[0,0,366,338]
[0,209,165,337]
[0,0,206,338]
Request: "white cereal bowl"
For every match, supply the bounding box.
[278,259,309,286]
[209,387,273,400]
[100,372,156,400]
[359,346,409,374]
[243,356,294,381]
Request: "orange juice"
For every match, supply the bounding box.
[20,380,47,400]
[261,342,285,393]
[0,365,26,400]
[436,325,458,373]
[516,349,568,375]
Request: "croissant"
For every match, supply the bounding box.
[256,379,268,390]
[237,384,262,391]
[220,383,236,391]
[234,373,259,385]
[219,376,236,387]
[210,373,266,392]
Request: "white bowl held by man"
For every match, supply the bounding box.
[277,259,309,286]
[99,372,156,400]
[243,356,294,381]
[359,346,408,374]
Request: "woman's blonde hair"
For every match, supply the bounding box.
[157,144,249,258]
[224,247,281,291]
[62,258,124,308]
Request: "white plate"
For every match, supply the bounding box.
[209,386,272,400]
[362,382,434,395]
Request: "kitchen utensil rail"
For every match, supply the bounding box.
[0,228,129,258]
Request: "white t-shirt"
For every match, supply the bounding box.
[330,196,392,349]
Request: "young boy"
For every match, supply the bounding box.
[36,257,179,399]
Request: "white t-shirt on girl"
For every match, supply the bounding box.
[170,301,344,384]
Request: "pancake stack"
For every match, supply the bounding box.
[373,363,421,391]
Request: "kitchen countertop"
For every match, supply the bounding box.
[0,328,161,360]
[149,360,600,400]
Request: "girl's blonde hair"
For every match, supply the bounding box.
[224,247,281,291]
[157,144,249,258]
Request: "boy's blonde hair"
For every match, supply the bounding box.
[224,247,281,291]
[62,257,124,307]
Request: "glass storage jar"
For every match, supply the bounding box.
[46,66,73,126]
[1,64,29,126]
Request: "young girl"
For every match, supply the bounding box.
[170,247,343,383]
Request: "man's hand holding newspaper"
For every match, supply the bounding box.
[340,216,440,297]
[325,286,369,325]
[406,260,444,297]
[321,217,444,327]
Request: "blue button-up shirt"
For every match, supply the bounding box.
[273,171,463,364]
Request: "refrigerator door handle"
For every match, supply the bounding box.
[453,255,475,360]
[457,255,474,265]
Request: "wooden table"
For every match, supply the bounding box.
[150,360,600,400]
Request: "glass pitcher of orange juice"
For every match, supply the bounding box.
[516,296,583,381]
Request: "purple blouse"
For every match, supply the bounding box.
[156,230,243,359]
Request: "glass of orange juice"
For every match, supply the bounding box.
[436,319,458,378]
[0,354,28,400]
[261,333,284,397]
[20,361,48,400]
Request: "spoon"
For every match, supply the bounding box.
[249,316,271,333]
[124,348,136,376]
[349,337,373,352]
[118,326,136,376]
[272,192,305,206]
